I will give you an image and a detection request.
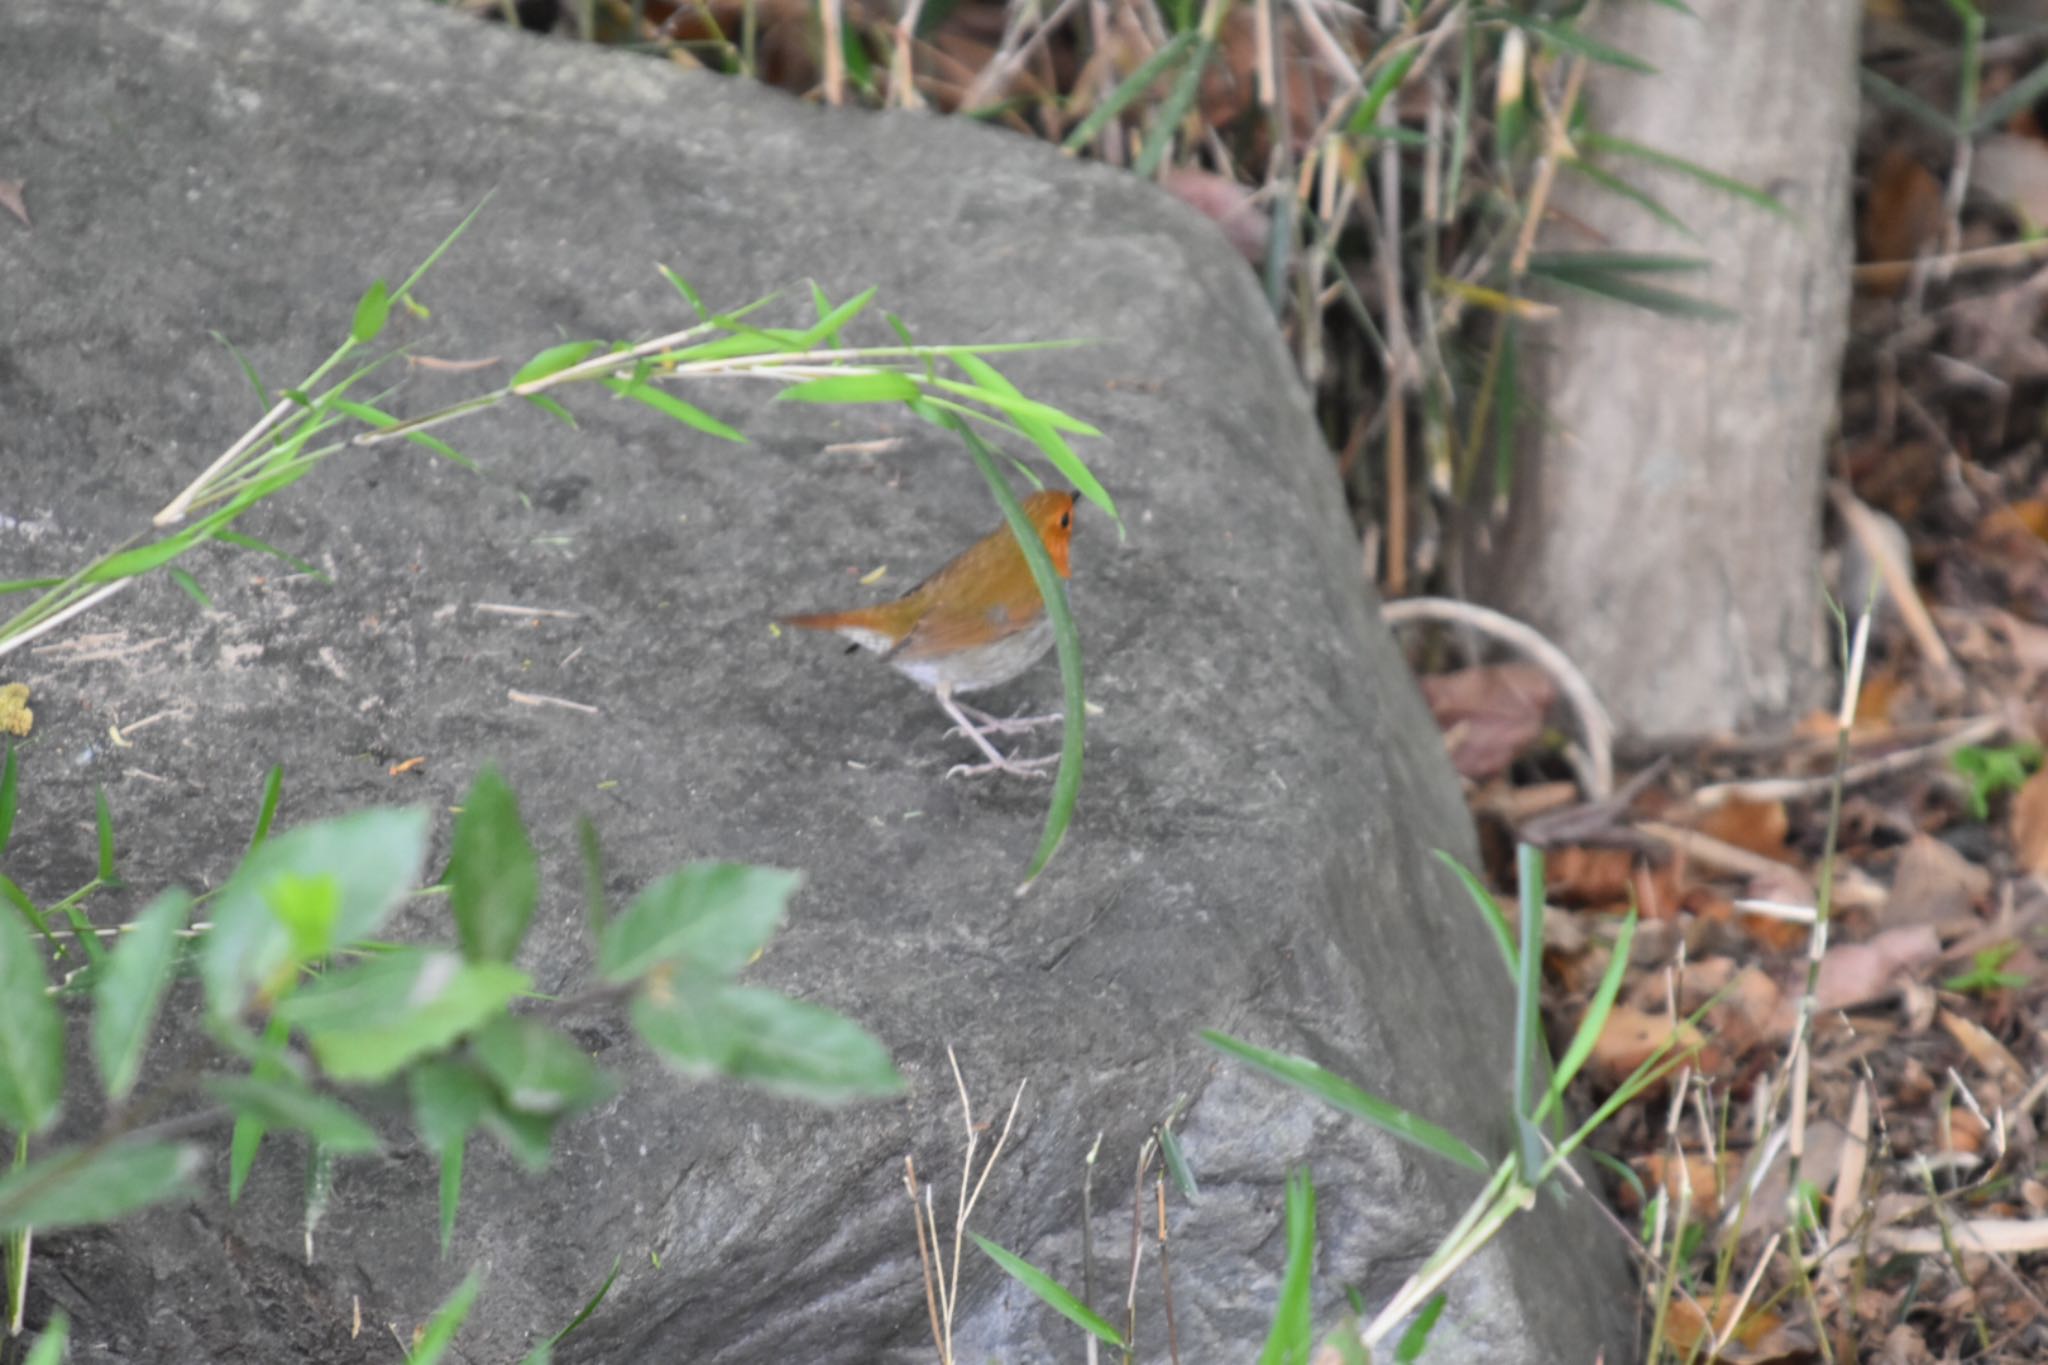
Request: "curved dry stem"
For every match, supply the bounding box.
[1382,595,1615,799]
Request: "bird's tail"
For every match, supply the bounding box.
[780,606,903,654]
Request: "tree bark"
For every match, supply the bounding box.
[1473,0,1860,741]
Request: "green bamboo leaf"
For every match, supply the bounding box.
[1257,1168,1315,1365]
[1133,35,1217,179]
[92,888,191,1100]
[1527,262,1738,321]
[1526,250,1710,275]
[0,877,50,949]
[658,263,710,318]
[1486,10,1656,73]
[247,764,284,852]
[0,904,63,1133]
[1061,31,1199,152]
[227,1016,291,1203]
[549,1256,623,1349]
[799,286,877,346]
[1159,1124,1198,1199]
[1511,844,1545,1181]
[1394,1292,1448,1362]
[928,377,1102,436]
[211,330,271,410]
[1578,132,1790,218]
[1859,66,1959,138]
[214,529,322,579]
[0,1141,201,1231]
[953,427,1083,888]
[409,1058,490,1253]
[511,340,604,388]
[350,279,391,345]
[1977,58,2048,133]
[1346,45,1420,135]
[166,568,212,609]
[23,1310,68,1365]
[409,1271,484,1365]
[523,393,579,427]
[1546,911,1637,1111]
[598,376,746,442]
[774,373,922,405]
[1434,849,1517,979]
[1200,1031,1486,1172]
[950,355,1117,524]
[971,1235,1126,1347]
[1563,160,1700,241]
[94,786,117,883]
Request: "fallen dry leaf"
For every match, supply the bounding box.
[2011,766,2048,876]
[1417,662,1556,781]
[1814,925,1941,1011]
[0,178,25,228]
[1884,832,1991,926]
[1940,1104,1989,1157]
[1694,797,1791,862]
[1972,132,2048,229]
[1587,1004,1704,1087]
[1937,1006,2026,1088]
[1161,167,1268,264]
[1861,146,1943,279]
[1628,1150,1740,1221]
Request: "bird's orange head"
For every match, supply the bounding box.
[1022,488,1081,579]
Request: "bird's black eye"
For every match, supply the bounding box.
[1060,511,1071,528]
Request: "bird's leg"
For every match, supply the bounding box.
[951,701,1066,737]
[933,686,1054,780]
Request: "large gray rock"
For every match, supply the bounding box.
[2,2,1630,1361]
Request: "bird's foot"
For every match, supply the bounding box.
[946,751,1060,780]
[949,704,1066,738]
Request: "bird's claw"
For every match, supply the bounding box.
[946,753,1059,780]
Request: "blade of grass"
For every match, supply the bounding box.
[1200,1031,1486,1172]
[1061,31,1200,152]
[1578,131,1791,217]
[949,424,1084,889]
[971,1234,1127,1347]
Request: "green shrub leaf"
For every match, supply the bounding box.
[448,767,538,964]
[0,901,64,1134]
[203,1075,380,1153]
[597,863,801,982]
[632,981,901,1103]
[201,806,429,1017]
[0,1142,200,1232]
[92,887,192,1100]
[275,949,529,1082]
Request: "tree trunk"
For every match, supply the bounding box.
[1473,0,1860,741]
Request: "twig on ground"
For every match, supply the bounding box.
[1681,714,2002,811]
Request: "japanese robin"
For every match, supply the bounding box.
[782,489,1079,777]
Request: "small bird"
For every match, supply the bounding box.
[782,489,1080,778]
